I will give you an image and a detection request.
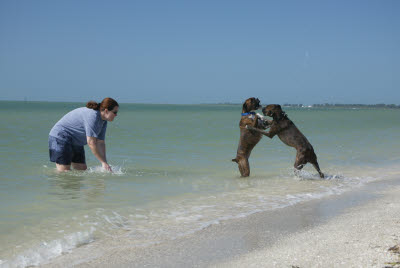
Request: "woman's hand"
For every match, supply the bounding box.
[102,162,113,172]
[87,137,112,172]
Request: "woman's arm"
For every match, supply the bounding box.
[87,136,112,172]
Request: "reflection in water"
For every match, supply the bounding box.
[43,164,126,202]
[84,179,106,203]
[46,170,107,202]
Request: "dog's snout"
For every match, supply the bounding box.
[262,107,267,115]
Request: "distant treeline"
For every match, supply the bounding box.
[216,102,400,108]
[282,103,400,109]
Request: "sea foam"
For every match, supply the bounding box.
[2,228,95,268]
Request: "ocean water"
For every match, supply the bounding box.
[0,101,399,267]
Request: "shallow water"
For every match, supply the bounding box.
[0,101,399,267]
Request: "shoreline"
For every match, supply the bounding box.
[41,175,400,267]
[216,180,400,267]
[216,178,400,267]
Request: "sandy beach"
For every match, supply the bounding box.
[216,179,400,268]
[41,176,400,268]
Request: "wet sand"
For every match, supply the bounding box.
[215,179,400,268]
[42,176,400,268]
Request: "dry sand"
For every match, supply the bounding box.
[41,178,400,268]
[215,181,400,268]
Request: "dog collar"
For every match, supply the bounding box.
[241,112,256,116]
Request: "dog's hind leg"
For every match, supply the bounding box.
[311,160,324,178]
[237,157,250,177]
[294,164,304,177]
[294,153,306,177]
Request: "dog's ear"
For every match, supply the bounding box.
[272,104,282,113]
[242,102,248,112]
[273,105,286,120]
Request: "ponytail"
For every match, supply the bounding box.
[87,98,119,111]
[86,101,100,110]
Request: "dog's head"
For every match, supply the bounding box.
[242,97,261,113]
[262,104,284,118]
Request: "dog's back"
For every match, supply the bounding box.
[261,104,324,178]
[272,118,314,152]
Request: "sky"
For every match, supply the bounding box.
[0,0,399,104]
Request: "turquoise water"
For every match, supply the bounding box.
[1,101,400,267]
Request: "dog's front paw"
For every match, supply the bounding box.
[246,125,255,131]
[262,120,270,129]
[256,113,265,120]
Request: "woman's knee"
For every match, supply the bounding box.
[56,163,71,172]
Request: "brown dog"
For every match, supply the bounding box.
[232,97,266,177]
[247,104,324,178]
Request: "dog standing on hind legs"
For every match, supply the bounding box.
[232,97,266,177]
[247,104,324,178]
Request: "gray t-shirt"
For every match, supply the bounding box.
[49,107,107,146]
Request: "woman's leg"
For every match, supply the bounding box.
[49,136,72,171]
[56,163,71,171]
[71,145,87,170]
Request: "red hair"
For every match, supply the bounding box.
[86,97,119,111]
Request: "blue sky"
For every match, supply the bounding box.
[0,0,399,104]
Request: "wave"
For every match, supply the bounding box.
[1,228,95,268]
[2,167,388,267]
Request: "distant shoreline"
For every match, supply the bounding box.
[216,103,400,109]
[0,100,399,109]
[282,103,400,109]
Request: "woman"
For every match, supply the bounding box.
[49,97,119,172]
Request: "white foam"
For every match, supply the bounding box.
[3,228,96,268]
[42,164,126,176]
[87,165,125,175]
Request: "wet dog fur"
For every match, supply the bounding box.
[232,97,266,177]
[247,104,324,178]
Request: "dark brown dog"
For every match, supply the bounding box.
[232,97,266,177]
[247,104,324,178]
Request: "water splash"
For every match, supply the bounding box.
[87,165,126,175]
[43,164,126,176]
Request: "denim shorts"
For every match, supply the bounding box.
[48,136,86,165]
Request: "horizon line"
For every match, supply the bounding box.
[0,99,399,106]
